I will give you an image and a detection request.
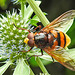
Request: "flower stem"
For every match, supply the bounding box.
[25,60,34,75]
[30,68,34,75]
[36,57,49,75]
[26,0,50,26]
[21,2,25,19]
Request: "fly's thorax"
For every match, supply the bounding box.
[34,32,48,48]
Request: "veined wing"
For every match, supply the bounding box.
[43,47,75,71]
[41,10,75,33]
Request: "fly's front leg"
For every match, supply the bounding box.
[33,25,41,32]
[20,47,33,53]
[13,23,31,33]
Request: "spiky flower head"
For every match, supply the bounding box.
[0,9,30,59]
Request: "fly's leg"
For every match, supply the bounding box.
[27,49,43,60]
[20,47,33,53]
[33,49,43,57]
[51,57,55,63]
[13,23,31,33]
[33,25,41,32]
[13,23,42,33]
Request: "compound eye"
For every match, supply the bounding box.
[27,33,34,39]
[28,39,34,47]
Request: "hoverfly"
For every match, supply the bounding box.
[14,10,75,71]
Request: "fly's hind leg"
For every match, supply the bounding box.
[27,49,43,60]
[33,49,43,57]
[51,57,55,63]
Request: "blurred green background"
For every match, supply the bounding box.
[0,0,75,75]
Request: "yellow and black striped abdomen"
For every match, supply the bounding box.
[64,33,71,47]
[48,30,71,49]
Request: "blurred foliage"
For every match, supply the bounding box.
[0,0,10,10]
[66,69,75,75]
[29,57,51,67]
[67,19,75,48]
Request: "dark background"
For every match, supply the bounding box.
[0,0,75,75]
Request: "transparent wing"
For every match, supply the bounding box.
[43,47,75,71]
[41,10,75,33]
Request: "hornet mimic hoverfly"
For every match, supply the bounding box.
[14,10,75,71]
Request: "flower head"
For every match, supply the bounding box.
[0,9,29,59]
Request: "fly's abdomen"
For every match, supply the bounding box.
[48,30,71,49]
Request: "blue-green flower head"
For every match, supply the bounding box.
[0,9,30,59]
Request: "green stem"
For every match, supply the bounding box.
[30,68,34,75]
[36,57,49,75]
[26,0,50,26]
[21,2,24,19]
[25,60,34,75]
